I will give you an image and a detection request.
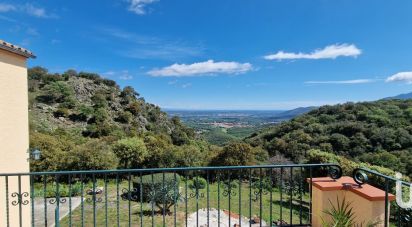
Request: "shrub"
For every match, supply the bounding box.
[211,142,261,166]
[38,81,74,104]
[132,173,180,213]
[54,107,69,118]
[91,91,109,109]
[70,105,93,122]
[34,182,82,198]
[83,121,115,138]
[174,144,206,167]
[116,111,133,123]
[306,149,410,187]
[102,78,116,87]
[126,102,142,115]
[69,139,118,170]
[90,108,109,124]
[112,137,148,168]
[189,177,207,190]
[30,132,74,172]
[121,86,139,104]
[78,72,100,81]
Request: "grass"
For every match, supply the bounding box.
[45,178,311,227]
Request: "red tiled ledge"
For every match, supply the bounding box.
[307,176,396,202]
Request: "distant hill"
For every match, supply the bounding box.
[271,106,317,120]
[245,100,412,178]
[383,91,412,100]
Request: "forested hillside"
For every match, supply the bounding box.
[28,67,221,171]
[246,100,412,178]
[27,66,411,178]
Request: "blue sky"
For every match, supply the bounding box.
[1,0,412,110]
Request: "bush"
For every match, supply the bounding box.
[54,107,69,118]
[116,111,133,123]
[70,105,93,122]
[126,102,142,115]
[83,121,115,138]
[69,139,118,170]
[34,182,82,198]
[121,86,139,104]
[91,91,109,109]
[112,137,148,168]
[306,149,410,187]
[211,142,261,166]
[30,132,74,172]
[37,81,74,104]
[189,177,207,190]
[174,144,206,167]
[132,173,180,213]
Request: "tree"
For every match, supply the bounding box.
[211,142,259,166]
[62,69,78,78]
[28,66,48,80]
[30,132,74,172]
[71,105,93,122]
[38,81,75,104]
[143,135,174,168]
[116,111,133,124]
[132,173,180,214]
[126,101,142,115]
[70,140,118,170]
[112,137,148,168]
[175,144,205,167]
[329,133,350,152]
[121,86,139,104]
[91,91,108,108]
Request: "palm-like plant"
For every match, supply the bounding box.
[321,197,381,227]
[322,197,356,227]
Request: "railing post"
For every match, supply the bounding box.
[55,207,60,227]
[55,175,60,227]
[384,179,389,227]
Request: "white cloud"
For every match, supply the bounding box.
[127,0,158,15]
[386,72,412,84]
[264,44,362,61]
[24,3,48,18]
[181,83,192,88]
[305,79,374,85]
[103,70,133,80]
[123,45,203,60]
[26,27,39,36]
[0,3,55,18]
[0,3,16,12]
[98,27,204,61]
[148,60,253,77]
[168,80,178,85]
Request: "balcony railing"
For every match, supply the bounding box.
[352,168,412,227]
[0,164,410,227]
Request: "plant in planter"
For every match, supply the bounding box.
[132,173,181,214]
[321,197,381,227]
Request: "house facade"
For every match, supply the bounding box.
[0,40,35,227]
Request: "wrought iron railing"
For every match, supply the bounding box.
[353,168,412,227]
[1,164,343,227]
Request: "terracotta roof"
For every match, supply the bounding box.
[308,176,396,202]
[0,39,36,58]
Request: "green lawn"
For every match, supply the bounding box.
[51,178,310,227]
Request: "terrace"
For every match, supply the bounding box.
[0,164,411,227]
[0,39,411,226]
